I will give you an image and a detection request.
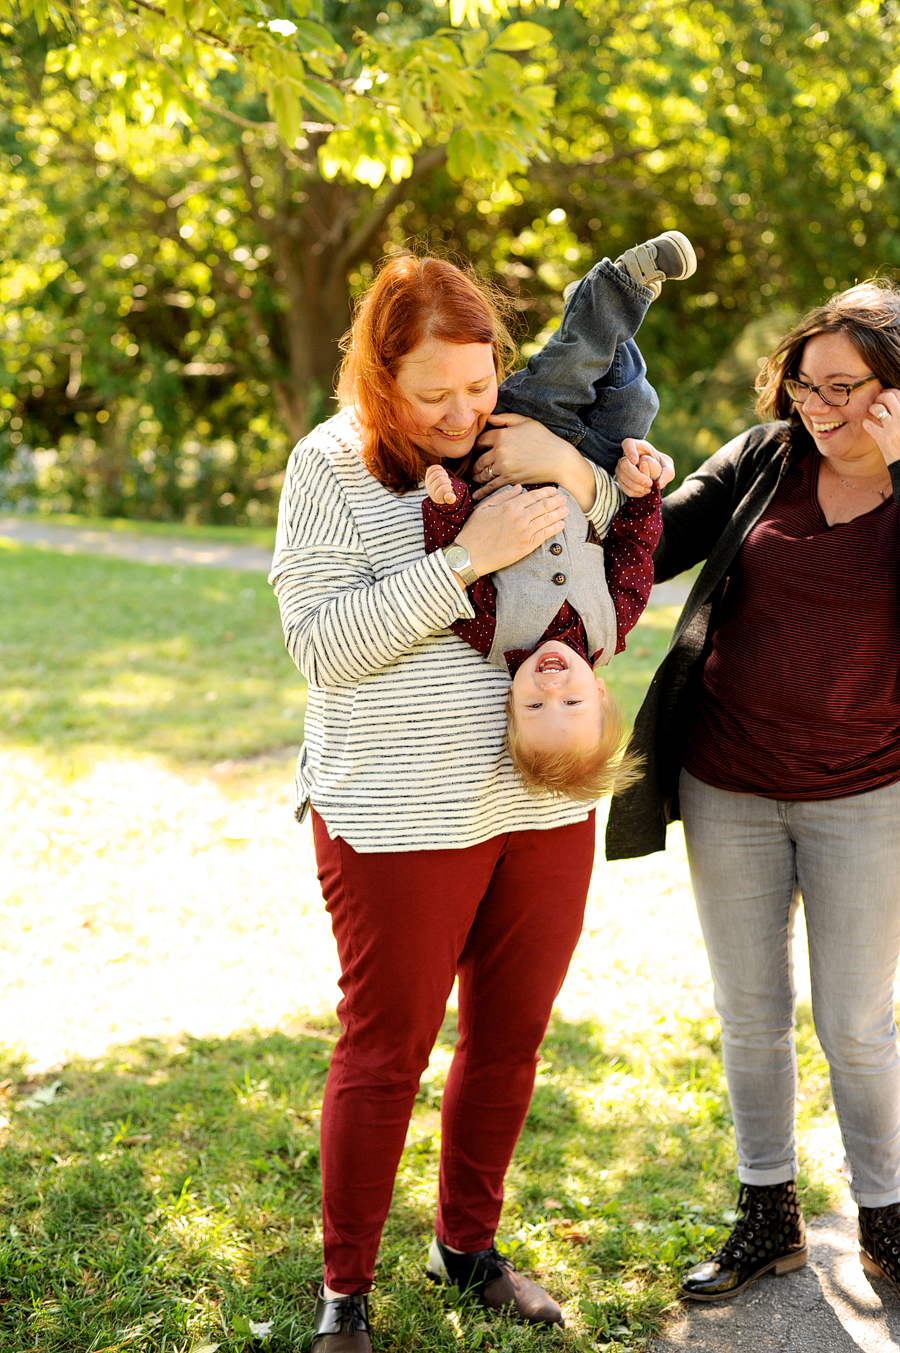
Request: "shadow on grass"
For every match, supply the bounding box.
[0,1005,836,1352]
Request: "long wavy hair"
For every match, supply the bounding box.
[336,254,518,492]
[755,278,900,454]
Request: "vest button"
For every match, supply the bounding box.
[549,543,563,555]
[552,572,566,585]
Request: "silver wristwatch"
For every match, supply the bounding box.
[442,543,479,586]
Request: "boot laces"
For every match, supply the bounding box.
[715,1185,781,1265]
[865,1204,900,1240]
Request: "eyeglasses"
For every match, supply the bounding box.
[783,374,879,407]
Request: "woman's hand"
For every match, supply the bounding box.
[453,483,569,576]
[617,438,675,497]
[864,390,900,465]
[472,412,596,511]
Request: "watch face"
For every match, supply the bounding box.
[445,545,469,569]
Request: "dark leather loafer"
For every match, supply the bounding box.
[680,1180,807,1301]
[311,1288,372,1352]
[426,1235,563,1326]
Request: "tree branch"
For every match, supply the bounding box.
[331,144,448,277]
[124,38,278,132]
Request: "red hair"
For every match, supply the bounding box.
[337,254,517,492]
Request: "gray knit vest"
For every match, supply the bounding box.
[487,489,617,670]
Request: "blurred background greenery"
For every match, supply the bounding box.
[1,0,899,525]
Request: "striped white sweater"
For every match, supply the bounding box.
[269,408,623,853]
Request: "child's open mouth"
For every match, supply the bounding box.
[536,652,568,673]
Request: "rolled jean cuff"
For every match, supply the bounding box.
[851,1186,900,1208]
[737,1158,798,1187]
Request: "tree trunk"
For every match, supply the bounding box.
[253,146,448,445]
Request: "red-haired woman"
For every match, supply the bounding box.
[269,249,676,1350]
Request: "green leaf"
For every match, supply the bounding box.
[461,29,490,67]
[302,79,346,123]
[270,83,302,145]
[291,19,343,60]
[399,89,431,140]
[492,21,553,52]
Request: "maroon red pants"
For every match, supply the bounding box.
[312,808,596,1293]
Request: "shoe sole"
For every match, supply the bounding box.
[658,230,697,280]
[860,1245,900,1291]
[680,1246,809,1302]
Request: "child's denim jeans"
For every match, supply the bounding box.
[496,258,658,475]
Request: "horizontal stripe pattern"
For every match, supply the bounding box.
[269,409,593,852]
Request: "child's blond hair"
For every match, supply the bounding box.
[505,688,642,802]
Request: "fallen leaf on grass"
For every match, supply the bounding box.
[16,1079,64,1110]
[121,1133,153,1146]
[190,1343,220,1353]
[233,1315,274,1339]
[552,1219,589,1243]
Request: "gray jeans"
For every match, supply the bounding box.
[680,768,900,1207]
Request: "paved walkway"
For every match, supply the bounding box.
[0,515,273,573]
[654,1200,900,1352]
[0,515,694,605]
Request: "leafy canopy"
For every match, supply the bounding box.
[5,0,556,185]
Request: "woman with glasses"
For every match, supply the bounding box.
[607,278,900,1301]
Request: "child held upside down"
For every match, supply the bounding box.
[421,230,696,801]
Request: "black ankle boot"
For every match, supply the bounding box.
[859,1202,900,1294]
[680,1180,807,1301]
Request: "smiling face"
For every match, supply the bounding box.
[394,339,498,462]
[510,641,608,757]
[794,331,885,471]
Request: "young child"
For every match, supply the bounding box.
[422,231,693,799]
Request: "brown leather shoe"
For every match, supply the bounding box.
[310,1288,372,1352]
[426,1236,564,1326]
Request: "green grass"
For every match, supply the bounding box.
[0,541,675,768]
[0,1006,835,1353]
[0,542,303,766]
[6,512,275,549]
[0,547,842,1348]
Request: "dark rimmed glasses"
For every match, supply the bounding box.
[783,374,879,407]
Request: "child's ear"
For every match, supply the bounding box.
[595,674,609,701]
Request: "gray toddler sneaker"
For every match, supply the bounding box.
[615,230,697,299]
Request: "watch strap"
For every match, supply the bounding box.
[442,544,479,587]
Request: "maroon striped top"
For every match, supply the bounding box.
[684,449,900,799]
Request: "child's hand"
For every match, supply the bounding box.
[616,439,674,497]
[425,464,459,506]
